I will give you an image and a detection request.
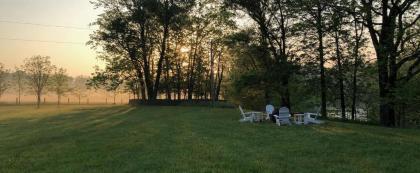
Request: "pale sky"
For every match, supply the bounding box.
[0,0,103,76]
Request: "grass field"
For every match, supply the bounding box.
[0,105,419,173]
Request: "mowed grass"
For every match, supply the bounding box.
[0,105,419,173]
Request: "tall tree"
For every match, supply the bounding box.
[90,0,194,101]
[297,0,332,118]
[331,3,348,120]
[22,56,54,108]
[152,0,194,99]
[357,0,419,126]
[225,0,297,108]
[348,1,367,120]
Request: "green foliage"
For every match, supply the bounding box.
[89,0,235,101]
[22,56,55,108]
[395,75,420,127]
[49,68,72,98]
[12,67,26,96]
[0,63,10,99]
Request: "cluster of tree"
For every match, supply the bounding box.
[88,0,236,103]
[224,0,419,127]
[0,56,90,108]
[89,0,419,127]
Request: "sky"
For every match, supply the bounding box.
[0,0,103,76]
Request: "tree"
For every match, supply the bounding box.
[357,0,419,126]
[90,0,194,101]
[72,76,89,105]
[225,29,272,109]
[49,68,71,105]
[0,63,9,100]
[225,0,299,108]
[23,56,54,108]
[331,1,349,120]
[346,1,369,121]
[152,0,195,100]
[293,0,334,118]
[13,67,26,104]
[89,0,233,102]
[88,62,124,104]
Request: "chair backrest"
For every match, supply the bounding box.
[314,106,322,118]
[238,106,245,118]
[278,107,290,117]
[316,106,321,115]
[265,105,275,114]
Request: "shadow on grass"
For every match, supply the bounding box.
[0,106,419,173]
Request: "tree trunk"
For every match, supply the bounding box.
[210,40,216,105]
[152,1,171,100]
[138,23,154,101]
[140,78,146,101]
[215,52,224,101]
[378,51,396,127]
[18,85,21,105]
[316,3,327,118]
[176,63,182,100]
[187,44,198,100]
[164,55,171,100]
[334,29,346,120]
[281,75,291,109]
[351,20,361,121]
[36,92,41,108]
[351,55,358,121]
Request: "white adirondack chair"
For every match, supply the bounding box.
[238,106,262,123]
[304,107,324,124]
[274,107,292,126]
[265,105,275,120]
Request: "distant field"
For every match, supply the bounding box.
[0,105,419,173]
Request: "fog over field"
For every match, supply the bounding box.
[0,90,130,104]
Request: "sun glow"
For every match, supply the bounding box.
[180,47,190,53]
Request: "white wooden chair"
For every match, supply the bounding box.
[238,106,262,123]
[265,105,275,120]
[274,107,292,126]
[304,107,324,124]
[303,107,324,124]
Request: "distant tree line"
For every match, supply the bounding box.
[0,56,92,108]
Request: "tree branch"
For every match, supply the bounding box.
[396,50,420,69]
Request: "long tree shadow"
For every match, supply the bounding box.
[0,106,194,172]
[0,106,135,148]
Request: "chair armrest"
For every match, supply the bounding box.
[274,115,290,119]
[244,112,263,116]
[243,112,255,116]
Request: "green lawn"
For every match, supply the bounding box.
[0,105,419,173]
